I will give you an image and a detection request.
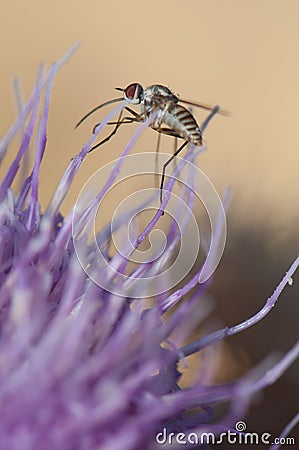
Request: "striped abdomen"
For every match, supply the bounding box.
[161,104,202,146]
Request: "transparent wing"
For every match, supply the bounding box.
[150,93,230,116]
[179,97,230,116]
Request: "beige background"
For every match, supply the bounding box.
[1,0,298,439]
[1,0,299,227]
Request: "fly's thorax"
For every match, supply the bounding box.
[142,85,178,117]
[144,84,174,99]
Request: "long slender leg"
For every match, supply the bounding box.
[107,106,141,125]
[124,106,140,118]
[172,136,178,173]
[160,141,188,203]
[106,117,139,125]
[89,109,141,153]
[154,133,162,189]
[151,127,183,203]
[173,136,178,153]
[89,109,123,153]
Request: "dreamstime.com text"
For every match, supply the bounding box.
[155,421,296,446]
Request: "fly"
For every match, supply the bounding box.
[76,83,228,203]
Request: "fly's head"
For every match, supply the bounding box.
[115,83,144,105]
[116,83,179,118]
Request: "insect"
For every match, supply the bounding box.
[76,83,228,203]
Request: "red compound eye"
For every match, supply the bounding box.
[125,84,137,100]
[124,83,143,104]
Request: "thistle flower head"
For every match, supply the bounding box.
[0,47,298,450]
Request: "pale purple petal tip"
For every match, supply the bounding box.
[0,47,297,450]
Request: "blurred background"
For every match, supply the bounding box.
[1,0,298,444]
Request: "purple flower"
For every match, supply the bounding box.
[0,46,298,450]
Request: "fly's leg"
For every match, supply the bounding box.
[160,141,188,203]
[105,105,143,125]
[151,127,184,204]
[107,118,139,125]
[89,108,142,153]
[172,137,187,194]
[154,133,162,189]
[172,136,178,173]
